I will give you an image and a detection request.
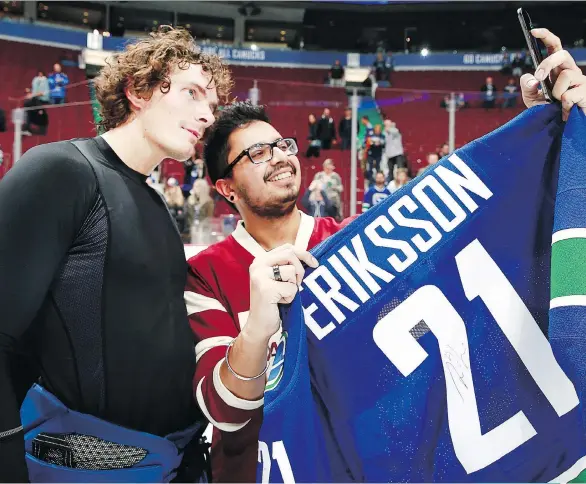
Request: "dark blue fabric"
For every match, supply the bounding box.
[549,108,586,412]
[260,105,586,482]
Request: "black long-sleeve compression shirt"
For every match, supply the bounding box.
[0,138,201,480]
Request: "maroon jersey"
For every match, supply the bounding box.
[186,213,352,482]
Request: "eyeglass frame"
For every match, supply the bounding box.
[221,137,298,179]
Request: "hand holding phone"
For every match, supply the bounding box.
[517,8,555,103]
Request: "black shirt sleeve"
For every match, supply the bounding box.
[0,142,97,480]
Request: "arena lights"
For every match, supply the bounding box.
[420,47,430,57]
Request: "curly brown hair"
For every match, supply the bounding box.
[93,26,233,132]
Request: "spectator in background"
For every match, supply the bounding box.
[313,158,343,219]
[361,115,374,136]
[338,107,355,150]
[456,92,467,109]
[306,113,321,158]
[437,143,450,159]
[427,152,439,167]
[382,119,405,179]
[388,167,410,193]
[164,177,186,233]
[372,51,392,86]
[365,124,385,186]
[329,60,345,87]
[317,107,336,149]
[302,180,332,217]
[182,154,196,197]
[501,51,512,76]
[511,51,525,77]
[48,63,69,104]
[22,71,51,135]
[360,115,374,149]
[186,178,214,237]
[385,51,394,85]
[440,94,451,109]
[481,76,497,109]
[363,171,391,212]
[503,78,519,108]
[415,153,439,177]
[192,156,207,180]
[31,71,50,104]
[178,156,206,200]
[442,93,467,110]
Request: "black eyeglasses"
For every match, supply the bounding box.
[221,138,298,178]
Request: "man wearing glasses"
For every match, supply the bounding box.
[184,102,352,482]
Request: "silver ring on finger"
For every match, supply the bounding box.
[272,265,283,282]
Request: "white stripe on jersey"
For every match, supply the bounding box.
[551,228,586,244]
[185,291,227,315]
[213,360,264,410]
[195,336,234,362]
[550,295,586,309]
[196,377,250,432]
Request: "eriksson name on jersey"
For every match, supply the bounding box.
[300,153,493,341]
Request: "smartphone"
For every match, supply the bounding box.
[517,7,554,103]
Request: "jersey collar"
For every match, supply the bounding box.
[232,212,316,258]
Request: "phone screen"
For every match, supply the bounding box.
[517,8,554,102]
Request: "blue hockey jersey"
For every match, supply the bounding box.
[258,105,586,483]
[363,185,391,212]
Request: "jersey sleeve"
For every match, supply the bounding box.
[185,262,263,434]
[0,142,97,480]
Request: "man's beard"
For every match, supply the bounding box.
[237,183,299,219]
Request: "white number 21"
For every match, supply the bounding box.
[258,440,295,484]
[373,239,579,474]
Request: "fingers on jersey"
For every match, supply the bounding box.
[265,243,318,268]
[254,243,318,286]
[560,87,586,121]
[271,279,299,305]
[269,264,297,285]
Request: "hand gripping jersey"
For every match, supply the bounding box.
[258,105,586,483]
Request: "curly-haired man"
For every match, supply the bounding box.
[0,27,231,482]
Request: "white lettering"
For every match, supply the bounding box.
[304,266,359,324]
[388,195,442,252]
[232,49,266,60]
[412,176,467,232]
[364,216,417,272]
[474,53,503,64]
[338,234,394,295]
[435,154,493,213]
[303,302,336,341]
[258,440,296,483]
[328,254,370,303]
